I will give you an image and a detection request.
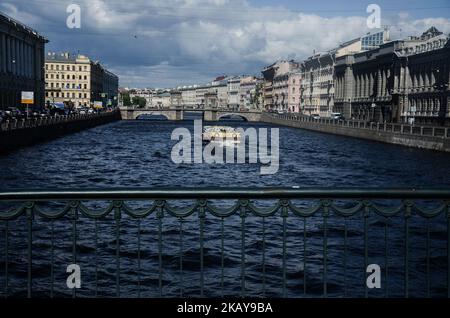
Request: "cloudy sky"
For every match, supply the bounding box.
[1,0,450,88]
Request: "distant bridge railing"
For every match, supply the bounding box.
[120,105,261,112]
[0,188,449,298]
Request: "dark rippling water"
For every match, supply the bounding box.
[1,118,450,298]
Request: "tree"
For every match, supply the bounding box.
[122,93,131,106]
[132,96,140,106]
[132,96,146,108]
[251,82,264,109]
[138,97,147,108]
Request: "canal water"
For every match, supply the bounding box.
[1,118,450,297]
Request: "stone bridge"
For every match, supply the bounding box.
[119,107,262,122]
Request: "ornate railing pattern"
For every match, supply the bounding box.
[0,188,449,298]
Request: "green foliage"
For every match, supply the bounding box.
[132,96,147,108]
[122,93,131,106]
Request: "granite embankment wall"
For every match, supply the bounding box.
[0,110,121,153]
[261,113,450,153]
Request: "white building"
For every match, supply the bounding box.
[227,76,241,109]
[129,89,153,107]
[152,91,171,108]
[180,85,197,108]
[209,76,229,108]
[195,85,210,108]
[239,76,261,110]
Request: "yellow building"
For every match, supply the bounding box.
[45,52,118,108]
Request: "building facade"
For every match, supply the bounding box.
[239,76,259,110]
[300,38,366,118]
[152,91,171,108]
[262,60,300,111]
[195,85,210,108]
[129,88,153,107]
[45,52,118,109]
[288,72,301,113]
[0,12,47,111]
[227,76,241,109]
[301,53,334,117]
[334,27,450,125]
[102,69,119,107]
[180,86,197,108]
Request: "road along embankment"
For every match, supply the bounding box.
[0,110,121,153]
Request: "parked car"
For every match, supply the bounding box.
[330,112,344,120]
[5,107,21,119]
[311,114,320,120]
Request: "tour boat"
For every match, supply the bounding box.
[202,126,241,146]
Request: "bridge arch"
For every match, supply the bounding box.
[134,111,171,120]
[217,113,250,122]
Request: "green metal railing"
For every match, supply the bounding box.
[0,188,449,298]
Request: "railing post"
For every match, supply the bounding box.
[199,201,206,297]
[156,201,164,297]
[281,200,289,298]
[364,202,370,298]
[447,203,450,298]
[404,201,412,298]
[70,201,79,298]
[26,202,34,298]
[239,200,248,298]
[114,201,122,298]
[322,200,330,298]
